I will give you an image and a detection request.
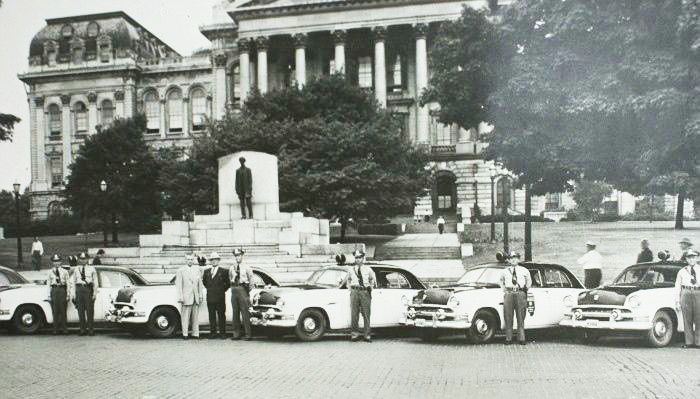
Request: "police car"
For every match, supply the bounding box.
[402,254,584,343]
[560,253,686,347]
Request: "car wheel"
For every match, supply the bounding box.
[294,309,326,342]
[468,310,496,344]
[576,330,601,344]
[418,329,440,342]
[645,311,673,348]
[146,307,179,338]
[12,305,44,334]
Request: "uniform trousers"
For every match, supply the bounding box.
[503,290,527,342]
[181,304,200,337]
[350,288,372,338]
[75,284,95,334]
[680,288,700,346]
[584,268,602,289]
[207,300,226,335]
[231,285,251,338]
[32,251,42,271]
[50,286,68,333]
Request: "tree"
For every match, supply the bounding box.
[168,75,429,240]
[64,116,162,239]
[0,113,21,142]
[572,181,613,223]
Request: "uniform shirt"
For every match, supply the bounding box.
[229,262,254,285]
[577,250,602,270]
[31,241,44,255]
[46,267,70,299]
[72,264,97,286]
[675,265,699,302]
[346,265,377,288]
[499,265,532,291]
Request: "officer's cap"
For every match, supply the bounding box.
[67,255,78,267]
[51,254,61,262]
[686,249,699,258]
[233,248,245,256]
[197,255,207,266]
[353,249,365,259]
[506,251,521,259]
[78,252,88,260]
[585,240,596,247]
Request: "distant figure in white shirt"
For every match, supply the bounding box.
[577,241,602,288]
[436,216,446,234]
[31,237,44,271]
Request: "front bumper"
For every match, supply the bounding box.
[106,304,147,324]
[402,317,470,329]
[401,306,470,329]
[249,307,296,328]
[560,318,652,331]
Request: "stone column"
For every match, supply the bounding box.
[87,92,98,135]
[213,52,228,120]
[114,90,125,118]
[238,39,251,107]
[60,94,72,181]
[182,96,190,136]
[373,27,387,108]
[121,75,136,118]
[159,98,166,139]
[332,30,346,74]
[256,36,269,94]
[415,23,430,144]
[34,96,47,186]
[294,33,307,88]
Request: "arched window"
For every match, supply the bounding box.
[48,104,62,139]
[167,89,182,133]
[144,91,160,133]
[101,99,114,126]
[73,102,88,134]
[86,22,99,57]
[232,65,240,106]
[191,88,207,131]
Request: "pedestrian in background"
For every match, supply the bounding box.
[31,237,43,271]
[678,238,694,262]
[437,215,446,234]
[499,252,531,345]
[72,252,97,336]
[176,254,204,340]
[202,252,228,339]
[675,249,700,348]
[229,248,253,340]
[46,254,69,335]
[346,249,376,342]
[637,239,653,263]
[92,249,104,265]
[577,241,602,288]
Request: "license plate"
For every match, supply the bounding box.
[416,319,425,327]
[586,319,598,327]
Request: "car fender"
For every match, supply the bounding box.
[625,287,681,331]
[0,285,54,323]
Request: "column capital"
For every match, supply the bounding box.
[60,94,71,106]
[213,53,228,67]
[114,90,125,101]
[237,38,251,53]
[372,26,387,41]
[255,36,269,51]
[33,96,45,107]
[87,92,97,103]
[182,96,190,103]
[331,30,346,45]
[414,23,429,39]
[293,33,307,49]
[160,98,166,105]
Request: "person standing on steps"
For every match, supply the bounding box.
[235,156,253,219]
[437,215,446,234]
[202,252,229,339]
[229,248,253,340]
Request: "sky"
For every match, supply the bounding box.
[0,0,220,192]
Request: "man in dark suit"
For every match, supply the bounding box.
[235,157,253,219]
[202,252,228,338]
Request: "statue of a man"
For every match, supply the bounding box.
[235,157,253,219]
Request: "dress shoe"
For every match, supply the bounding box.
[350,336,360,342]
[504,340,512,345]
[519,341,526,346]
[681,344,693,348]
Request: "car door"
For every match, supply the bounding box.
[521,267,551,329]
[371,270,415,327]
[540,266,580,326]
[96,270,135,322]
[314,268,351,329]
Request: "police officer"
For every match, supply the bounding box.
[46,254,70,335]
[72,252,98,336]
[229,248,253,340]
[678,238,694,262]
[346,249,376,342]
[499,252,532,345]
[675,249,700,348]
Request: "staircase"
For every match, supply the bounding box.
[374,246,461,260]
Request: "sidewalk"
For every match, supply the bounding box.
[379,233,460,248]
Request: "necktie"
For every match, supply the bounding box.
[357,266,364,287]
[55,268,60,285]
[511,267,518,287]
[81,266,87,283]
[690,267,697,286]
[235,266,240,284]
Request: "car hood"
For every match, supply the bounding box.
[412,285,498,306]
[115,284,173,303]
[256,285,327,304]
[577,285,645,306]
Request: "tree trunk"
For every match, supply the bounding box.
[340,216,347,243]
[111,213,119,243]
[675,189,685,230]
[524,185,532,261]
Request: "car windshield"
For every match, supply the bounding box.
[0,269,29,285]
[612,265,681,287]
[456,267,502,286]
[306,268,347,288]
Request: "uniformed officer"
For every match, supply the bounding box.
[72,252,98,336]
[678,238,694,262]
[229,248,253,340]
[675,249,700,348]
[499,252,532,345]
[346,249,376,342]
[46,254,70,335]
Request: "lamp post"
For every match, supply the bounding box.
[13,182,23,269]
[100,180,108,247]
[489,169,496,243]
[501,177,510,254]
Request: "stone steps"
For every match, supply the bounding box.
[374,246,461,260]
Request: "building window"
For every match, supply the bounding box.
[50,157,63,188]
[436,173,456,210]
[48,104,62,139]
[167,89,183,133]
[232,65,240,106]
[144,92,160,133]
[191,88,207,131]
[431,117,452,145]
[48,201,65,217]
[496,178,512,209]
[73,102,88,134]
[101,99,114,126]
[388,55,405,92]
[545,192,562,211]
[358,56,372,88]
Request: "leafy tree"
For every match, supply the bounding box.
[64,116,162,239]
[0,113,21,142]
[572,181,613,223]
[0,189,30,237]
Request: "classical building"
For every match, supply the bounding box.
[19,1,692,222]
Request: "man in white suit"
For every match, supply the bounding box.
[176,254,205,340]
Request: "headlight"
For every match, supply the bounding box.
[407,307,416,318]
[130,296,137,305]
[573,309,583,320]
[436,308,446,320]
[627,295,641,308]
[563,295,574,307]
[401,295,409,306]
[252,292,261,306]
[276,298,285,309]
[610,309,621,321]
[447,295,459,308]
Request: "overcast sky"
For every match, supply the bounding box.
[0,0,218,192]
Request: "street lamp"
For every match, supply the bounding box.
[100,180,108,247]
[13,182,22,269]
[501,177,510,254]
[490,168,496,243]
